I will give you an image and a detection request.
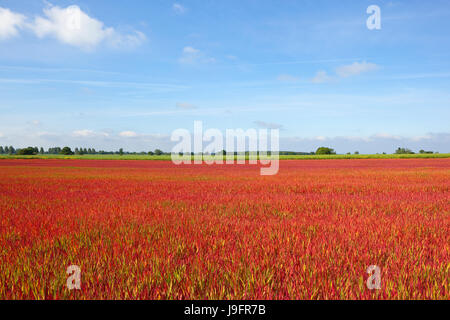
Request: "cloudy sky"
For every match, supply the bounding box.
[0,0,449,153]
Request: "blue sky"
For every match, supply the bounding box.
[0,0,449,153]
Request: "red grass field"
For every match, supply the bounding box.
[0,159,448,299]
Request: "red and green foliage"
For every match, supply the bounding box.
[0,159,448,299]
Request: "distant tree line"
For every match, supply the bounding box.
[0,146,172,156]
[0,146,16,154]
[394,147,437,155]
[0,146,440,156]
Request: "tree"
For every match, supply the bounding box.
[17,147,36,155]
[49,147,62,154]
[148,151,154,156]
[395,147,414,154]
[39,147,44,154]
[119,148,124,156]
[354,151,360,155]
[0,146,4,154]
[60,147,74,155]
[154,149,163,155]
[8,146,15,154]
[315,147,336,155]
[48,147,62,154]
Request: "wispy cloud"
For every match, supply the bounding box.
[176,102,196,109]
[311,70,332,83]
[254,121,284,130]
[172,3,187,15]
[276,74,300,82]
[0,65,123,75]
[389,72,450,80]
[236,58,366,68]
[225,55,238,60]
[28,120,41,126]
[0,77,188,92]
[336,61,379,78]
[310,61,379,83]
[179,46,215,65]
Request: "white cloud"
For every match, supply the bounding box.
[183,46,198,54]
[336,61,378,78]
[73,129,94,137]
[276,74,300,82]
[254,121,284,130]
[26,120,42,126]
[0,7,26,40]
[176,102,196,109]
[410,134,433,142]
[372,133,402,140]
[72,129,109,137]
[109,30,146,48]
[0,132,4,138]
[179,46,215,64]
[30,5,145,50]
[119,131,139,138]
[311,70,332,83]
[173,3,187,15]
[309,61,378,84]
[226,55,237,60]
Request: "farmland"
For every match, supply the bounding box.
[1,153,450,161]
[0,159,449,299]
